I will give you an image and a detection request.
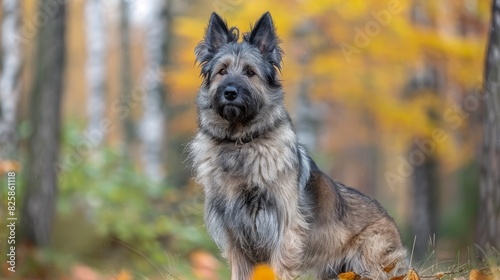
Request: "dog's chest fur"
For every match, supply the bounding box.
[191,126,301,262]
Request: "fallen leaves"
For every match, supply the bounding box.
[339,271,361,280]
[384,262,396,273]
[338,268,420,280]
[0,160,21,174]
[382,265,499,280]
[406,269,421,280]
[468,268,500,280]
[111,269,132,280]
[71,264,102,280]
[251,264,277,280]
[189,250,220,280]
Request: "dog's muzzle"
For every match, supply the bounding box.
[215,85,246,122]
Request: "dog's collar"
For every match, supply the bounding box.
[201,116,286,145]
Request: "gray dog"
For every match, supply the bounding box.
[189,12,409,280]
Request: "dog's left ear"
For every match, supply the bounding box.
[246,12,282,65]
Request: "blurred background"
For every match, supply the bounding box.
[0,0,499,279]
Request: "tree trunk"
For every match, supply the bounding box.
[406,2,443,261]
[119,0,135,159]
[410,152,438,259]
[85,0,106,145]
[295,84,320,152]
[477,0,500,251]
[0,0,22,161]
[21,0,66,246]
[139,0,169,182]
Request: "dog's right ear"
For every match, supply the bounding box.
[205,13,231,50]
[196,13,238,78]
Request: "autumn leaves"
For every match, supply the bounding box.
[339,0,403,62]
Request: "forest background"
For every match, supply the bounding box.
[0,0,499,279]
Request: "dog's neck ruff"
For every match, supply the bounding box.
[201,127,260,145]
[222,134,257,145]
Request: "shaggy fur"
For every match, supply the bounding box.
[189,12,409,280]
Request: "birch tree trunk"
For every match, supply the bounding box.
[85,0,106,145]
[295,88,319,151]
[139,0,169,182]
[477,0,500,251]
[21,0,66,246]
[0,0,22,161]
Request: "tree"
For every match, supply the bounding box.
[21,0,66,246]
[406,64,440,261]
[85,0,106,146]
[139,0,170,182]
[290,21,322,152]
[406,2,440,260]
[477,0,500,251]
[0,0,22,162]
[119,0,135,158]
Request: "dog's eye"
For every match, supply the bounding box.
[218,68,227,75]
[246,69,255,77]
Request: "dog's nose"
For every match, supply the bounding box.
[224,86,238,101]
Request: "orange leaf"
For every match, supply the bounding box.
[71,264,101,280]
[384,262,396,273]
[113,269,132,280]
[0,160,21,174]
[390,269,419,280]
[469,269,492,280]
[434,272,445,279]
[189,250,220,280]
[407,269,420,280]
[391,275,406,280]
[252,264,276,280]
[338,271,360,280]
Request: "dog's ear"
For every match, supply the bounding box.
[205,13,232,50]
[246,12,283,67]
[196,13,238,77]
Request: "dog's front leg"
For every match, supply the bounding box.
[271,229,304,280]
[228,249,253,280]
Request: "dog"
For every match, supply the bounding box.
[189,12,409,280]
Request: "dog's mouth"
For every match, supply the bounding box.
[218,104,243,122]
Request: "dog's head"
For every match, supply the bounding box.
[195,12,284,131]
